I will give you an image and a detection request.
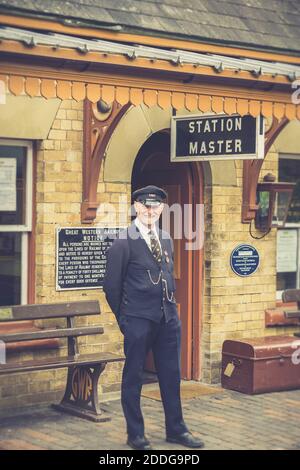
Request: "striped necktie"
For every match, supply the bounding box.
[149,230,162,264]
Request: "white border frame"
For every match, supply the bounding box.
[0,139,32,232]
[276,153,300,300]
[0,139,33,305]
[21,232,28,305]
[170,113,264,162]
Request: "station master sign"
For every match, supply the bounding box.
[171,114,264,162]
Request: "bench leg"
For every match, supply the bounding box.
[52,363,110,422]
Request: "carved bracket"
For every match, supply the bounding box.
[81,99,131,224]
[242,116,289,223]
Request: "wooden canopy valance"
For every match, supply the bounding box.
[0,73,299,120]
[1,64,299,225]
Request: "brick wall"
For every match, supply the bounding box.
[0,99,128,410]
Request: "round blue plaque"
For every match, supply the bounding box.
[230,244,260,277]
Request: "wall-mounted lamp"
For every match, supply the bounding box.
[255,173,295,232]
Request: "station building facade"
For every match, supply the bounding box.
[0,1,300,409]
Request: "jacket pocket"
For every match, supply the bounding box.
[118,314,128,334]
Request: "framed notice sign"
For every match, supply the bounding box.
[171,114,264,162]
[0,157,17,211]
[56,227,121,291]
[276,229,298,273]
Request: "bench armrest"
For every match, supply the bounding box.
[284,310,300,319]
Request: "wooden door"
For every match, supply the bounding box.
[135,151,194,379]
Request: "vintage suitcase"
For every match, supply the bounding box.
[221,335,300,394]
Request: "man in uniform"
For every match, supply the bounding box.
[103,185,204,450]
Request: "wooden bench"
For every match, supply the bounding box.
[0,300,124,422]
[282,289,300,338]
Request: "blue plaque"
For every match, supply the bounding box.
[230,244,260,277]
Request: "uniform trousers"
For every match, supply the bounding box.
[120,314,188,439]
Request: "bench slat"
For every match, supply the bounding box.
[0,326,104,343]
[0,300,101,322]
[0,352,124,374]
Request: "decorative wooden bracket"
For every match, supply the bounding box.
[81,99,131,224]
[241,116,289,223]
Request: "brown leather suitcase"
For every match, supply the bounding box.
[221,335,300,394]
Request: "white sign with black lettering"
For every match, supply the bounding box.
[171,114,264,162]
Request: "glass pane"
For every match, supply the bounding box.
[255,190,270,231]
[273,192,290,226]
[279,158,300,224]
[258,191,270,216]
[0,232,21,306]
[0,146,27,225]
[277,272,297,291]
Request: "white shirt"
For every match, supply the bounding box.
[134,217,162,252]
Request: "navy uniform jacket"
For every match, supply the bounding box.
[103,222,178,325]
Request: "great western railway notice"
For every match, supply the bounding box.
[171,114,264,162]
[56,227,120,290]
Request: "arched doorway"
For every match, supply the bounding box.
[132,131,204,380]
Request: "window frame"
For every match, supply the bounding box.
[276,153,300,300]
[0,139,33,232]
[0,139,33,305]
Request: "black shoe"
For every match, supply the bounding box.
[127,435,152,450]
[166,432,205,449]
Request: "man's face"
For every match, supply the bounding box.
[134,201,164,227]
